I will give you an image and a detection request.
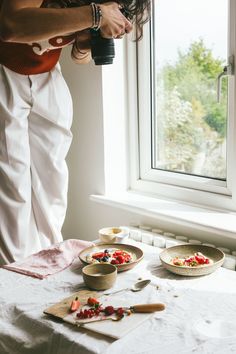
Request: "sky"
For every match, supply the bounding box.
[154,0,228,66]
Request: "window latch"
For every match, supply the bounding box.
[217,55,234,103]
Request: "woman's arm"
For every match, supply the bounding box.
[0,0,132,43]
[0,0,92,42]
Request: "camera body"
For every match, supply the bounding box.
[90,6,129,65]
[57,0,128,65]
[90,30,115,65]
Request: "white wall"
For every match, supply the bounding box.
[60,47,139,241]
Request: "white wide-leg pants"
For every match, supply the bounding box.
[0,64,73,264]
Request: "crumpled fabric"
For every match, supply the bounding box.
[3,239,94,279]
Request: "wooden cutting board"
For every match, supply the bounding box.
[44,290,152,339]
[44,289,99,319]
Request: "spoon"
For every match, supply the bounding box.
[76,316,123,325]
[104,279,151,296]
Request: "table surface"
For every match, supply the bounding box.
[1,240,236,354]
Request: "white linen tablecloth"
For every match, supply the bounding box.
[0,240,236,354]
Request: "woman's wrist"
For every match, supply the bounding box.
[90,3,103,30]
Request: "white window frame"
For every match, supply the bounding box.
[128,0,236,212]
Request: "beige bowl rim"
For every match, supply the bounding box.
[82,263,117,277]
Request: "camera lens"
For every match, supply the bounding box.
[90,30,115,65]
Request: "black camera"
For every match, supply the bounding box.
[57,0,129,65]
[90,6,129,65]
[90,29,115,65]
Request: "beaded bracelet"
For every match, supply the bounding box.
[90,2,102,30]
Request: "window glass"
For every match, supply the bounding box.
[152,0,228,180]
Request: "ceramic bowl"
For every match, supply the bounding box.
[115,233,129,243]
[79,243,144,272]
[98,227,129,243]
[159,244,225,276]
[114,227,130,243]
[82,263,117,290]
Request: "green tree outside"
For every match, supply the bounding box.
[155,39,227,178]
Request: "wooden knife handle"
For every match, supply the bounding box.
[131,303,165,313]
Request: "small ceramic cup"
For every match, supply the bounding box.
[115,226,129,243]
[99,226,128,243]
[82,263,117,290]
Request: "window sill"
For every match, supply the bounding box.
[90,192,236,240]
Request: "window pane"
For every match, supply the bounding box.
[152,0,228,180]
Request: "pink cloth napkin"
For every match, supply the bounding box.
[3,239,94,279]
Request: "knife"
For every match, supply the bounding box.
[122,303,165,313]
[75,303,165,325]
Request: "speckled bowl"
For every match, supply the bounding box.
[79,243,144,272]
[159,244,225,276]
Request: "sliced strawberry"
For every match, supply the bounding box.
[195,255,205,264]
[70,297,81,312]
[124,254,131,260]
[113,250,123,256]
[87,297,100,306]
[116,255,125,264]
[111,259,119,265]
[92,252,105,259]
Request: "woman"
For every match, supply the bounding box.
[0,0,150,264]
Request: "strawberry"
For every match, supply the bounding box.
[87,297,100,306]
[116,307,124,317]
[124,255,131,262]
[70,297,81,312]
[104,306,115,316]
[111,259,119,265]
[113,250,123,256]
[195,255,205,264]
[116,255,125,264]
[92,252,105,259]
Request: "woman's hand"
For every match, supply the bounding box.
[99,2,133,39]
[71,30,92,64]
